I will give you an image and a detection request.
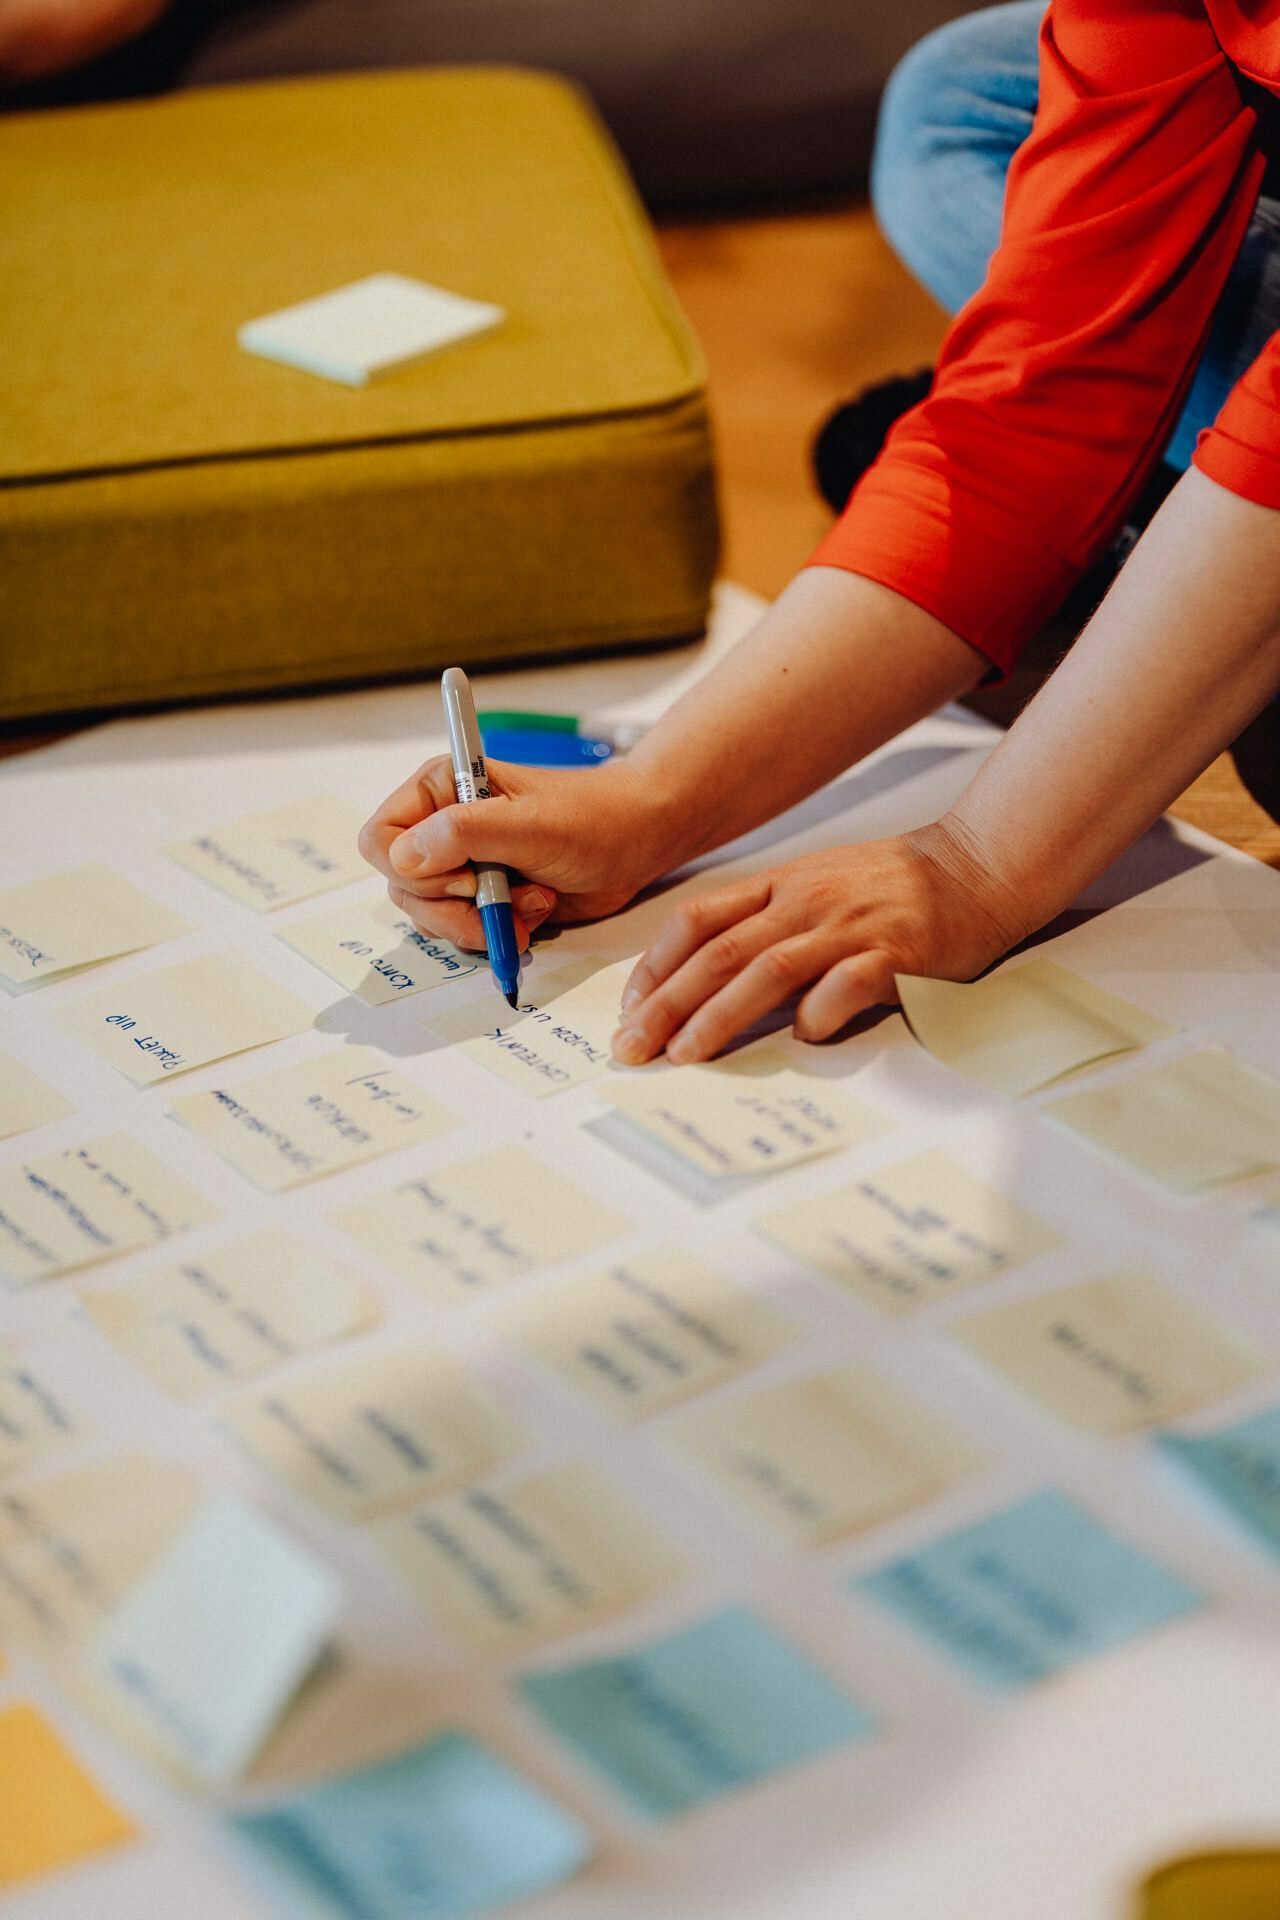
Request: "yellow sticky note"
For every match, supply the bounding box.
[278,892,480,1003]
[0,1343,79,1477]
[331,1145,626,1304]
[497,1248,796,1419]
[0,865,188,992]
[0,1453,200,1659]
[457,958,636,1097]
[601,1046,887,1179]
[223,1336,518,1521]
[372,1462,683,1653]
[755,1149,1060,1315]
[954,1271,1268,1434]
[667,1364,983,1546]
[0,1134,217,1288]
[897,957,1175,1097]
[55,952,313,1086]
[1047,1046,1280,1193]
[81,1229,379,1400]
[0,1052,71,1139]
[0,1704,134,1888]
[170,1044,455,1191]
[166,795,369,911]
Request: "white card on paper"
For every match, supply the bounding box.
[239,274,504,386]
[169,1045,455,1191]
[55,952,313,1085]
[0,865,188,992]
[0,1134,217,1288]
[278,894,479,1004]
[223,1336,518,1521]
[94,1494,341,1782]
[600,1046,887,1179]
[81,1229,378,1400]
[897,958,1175,1097]
[331,1144,626,1304]
[166,796,369,912]
[456,959,635,1098]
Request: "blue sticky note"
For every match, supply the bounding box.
[1159,1404,1280,1559]
[858,1489,1203,1692]
[519,1606,873,1821]
[234,1732,591,1919]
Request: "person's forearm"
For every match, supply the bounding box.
[945,467,1280,927]
[625,568,984,870]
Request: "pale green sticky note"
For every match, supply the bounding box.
[93,1494,340,1782]
[858,1489,1203,1691]
[521,1607,873,1819]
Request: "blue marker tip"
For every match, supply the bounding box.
[481,901,521,1009]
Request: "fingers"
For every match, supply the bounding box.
[382,762,548,882]
[621,878,773,1013]
[615,904,800,1064]
[358,756,458,884]
[794,950,898,1041]
[388,885,547,954]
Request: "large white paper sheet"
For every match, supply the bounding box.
[3,584,1280,1920]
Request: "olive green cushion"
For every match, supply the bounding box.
[1139,1853,1280,1920]
[0,68,718,719]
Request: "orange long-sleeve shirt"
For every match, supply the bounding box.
[813,0,1280,677]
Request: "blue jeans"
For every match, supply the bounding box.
[870,0,1280,470]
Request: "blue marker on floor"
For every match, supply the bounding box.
[441,667,521,1008]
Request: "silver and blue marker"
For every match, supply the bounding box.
[442,666,522,1009]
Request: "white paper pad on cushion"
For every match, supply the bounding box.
[239,274,504,386]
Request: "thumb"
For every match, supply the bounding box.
[389,784,544,880]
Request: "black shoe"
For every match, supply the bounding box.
[812,369,933,512]
[1230,696,1280,825]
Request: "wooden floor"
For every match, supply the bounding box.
[5,198,1277,869]
[656,203,1280,870]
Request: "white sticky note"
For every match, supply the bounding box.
[223,1336,518,1521]
[81,1229,378,1400]
[0,1053,72,1140]
[457,958,636,1098]
[55,952,313,1085]
[897,957,1175,1097]
[667,1363,983,1547]
[278,894,479,1004]
[331,1144,627,1304]
[0,865,187,992]
[755,1149,1060,1315]
[170,1045,455,1191]
[239,274,504,386]
[0,1342,80,1477]
[1046,1046,1280,1193]
[600,1046,888,1179]
[166,796,369,911]
[0,1134,217,1288]
[954,1270,1268,1434]
[497,1248,797,1419]
[94,1495,341,1782]
[373,1462,684,1653]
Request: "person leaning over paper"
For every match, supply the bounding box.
[362,0,1280,1068]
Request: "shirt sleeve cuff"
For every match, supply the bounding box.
[806,462,1083,683]
[1193,373,1280,510]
